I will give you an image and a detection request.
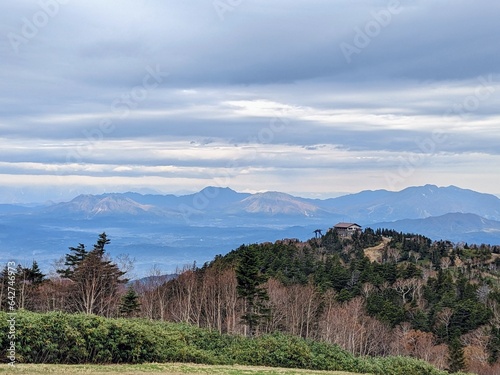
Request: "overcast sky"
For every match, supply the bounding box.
[1,0,500,203]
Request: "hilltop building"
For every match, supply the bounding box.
[332,222,362,237]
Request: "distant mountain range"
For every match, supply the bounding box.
[15,184,500,222]
[1,184,500,276]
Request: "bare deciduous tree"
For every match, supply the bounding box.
[435,307,453,341]
[393,278,413,305]
[319,296,391,357]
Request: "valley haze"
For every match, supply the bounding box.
[1,184,500,278]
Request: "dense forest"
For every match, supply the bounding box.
[2,229,500,374]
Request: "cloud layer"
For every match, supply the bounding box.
[1,0,500,202]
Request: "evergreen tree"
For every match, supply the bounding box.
[488,327,500,363]
[71,247,127,315]
[236,245,269,337]
[57,233,109,278]
[26,261,45,285]
[448,336,466,373]
[328,256,350,291]
[93,232,110,256]
[57,243,88,278]
[119,287,141,317]
[58,233,127,315]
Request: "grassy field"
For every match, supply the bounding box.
[0,363,368,375]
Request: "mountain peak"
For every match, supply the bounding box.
[198,186,238,196]
[236,191,322,216]
[50,194,154,217]
[253,191,295,199]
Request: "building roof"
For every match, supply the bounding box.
[334,222,361,229]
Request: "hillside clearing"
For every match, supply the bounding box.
[363,237,390,262]
[0,363,368,375]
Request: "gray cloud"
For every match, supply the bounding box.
[0,0,499,202]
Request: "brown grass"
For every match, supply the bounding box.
[0,363,369,375]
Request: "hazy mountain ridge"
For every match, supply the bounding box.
[2,184,500,276]
[25,184,500,222]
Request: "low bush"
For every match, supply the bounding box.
[0,311,465,374]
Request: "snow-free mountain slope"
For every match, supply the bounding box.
[42,194,157,218]
[17,184,500,224]
[229,191,326,216]
[321,185,500,223]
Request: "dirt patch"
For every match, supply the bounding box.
[364,237,391,263]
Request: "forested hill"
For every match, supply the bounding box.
[213,228,499,297]
[186,228,500,374]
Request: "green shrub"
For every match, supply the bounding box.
[0,311,459,374]
[365,356,447,375]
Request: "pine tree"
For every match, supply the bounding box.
[448,335,466,373]
[119,287,141,317]
[488,327,500,363]
[58,233,127,315]
[57,233,109,278]
[26,261,45,285]
[236,245,269,337]
[57,243,88,278]
[71,247,127,315]
[93,232,110,256]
